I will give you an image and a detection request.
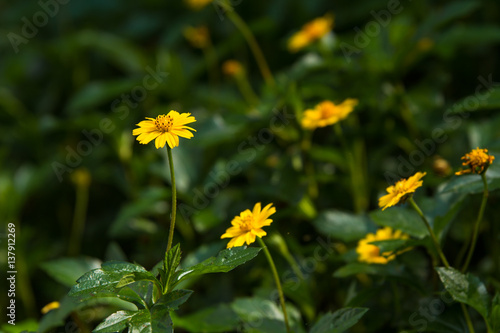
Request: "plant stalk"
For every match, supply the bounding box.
[166,147,177,254]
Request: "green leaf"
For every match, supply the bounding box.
[369,239,413,254]
[154,289,193,311]
[174,247,261,286]
[491,293,500,332]
[93,310,136,333]
[309,307,368,333]
[69,261,151,301]
[172,304,239,332]
[436,267,491,319]
[418,1,479,35]
[369,207,429,239]
[441,163,500,194]
[313,210,375,242]
[334,263,393,278]
[450,86,500,113]
[40,257,101,287]
[116,271,161,290]
[163,244,182,293]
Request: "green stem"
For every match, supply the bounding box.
[461,173,489,273]
[68,181,89,256]
[235,75,260,106]
[334,123,362,213]
[166,147,177,254]
[460,303,476,333]
[408,197,450,268]
[223,4,275,86]
[257,237,291,333]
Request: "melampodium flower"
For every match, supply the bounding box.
[301,99,358,130]
[133,111,196,149]
[184,0,213,10]
[222,60,244,77]
[378,172,426,211]
[455,148,495,175]
[183,25,210,49]
[288,13,334,52]
[356,227,410,264]
[221,203,275,248]
[41,301,60,314]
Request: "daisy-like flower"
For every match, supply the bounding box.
[133,111,196,149]
[378,172,426,211]
[183,25,210,49]
[301,99,358,130]
[221,203,275,248]
[356,227,410,264]
[288,13,334,53]
[184,0,213,10]
[455,148,495,175]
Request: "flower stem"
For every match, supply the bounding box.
[68,176,90,256]
[408,197,450,268]
[166,146,177,254]
[460,303,476,333]
[257,237,291,333]
[223,3,275,87]
[461,173,489,273]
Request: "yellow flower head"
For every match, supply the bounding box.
[222,60,244,77]
[288,13,334,52]
[301,99,358,130]
[71,168,91,187]
[378,172,426,211]
[183,25,210,49]
[184,0,213,10]
[133,111,196,149]
[356,227,410,264]
[221,203,275,248]
[455,148,494,175]
[41,301,60,314]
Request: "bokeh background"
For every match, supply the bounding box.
[1,0,500,331]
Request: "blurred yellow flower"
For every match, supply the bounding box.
[288,13,334,52]
[222,60,244,77]
[133,111,196,149]
[71,168,91,187]
[416,38,434,52]
[301,99,358,130]
[455,148,495,175]
[41,301,60,314]
[356,227,410,264]
[185,0,213,10]
[183,25,210,49]
[378,172,426,211]
[221,203,275,248]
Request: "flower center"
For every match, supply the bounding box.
[155,115,173,132]
[239,215,254,231]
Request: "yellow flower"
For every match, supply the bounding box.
[222,60,244,77]
[133,111,196,149]
[378,172,426,211]
[356,227,410,264]
[183,25,210,49]
[288,13,334,52]
[185,0,213,10]
[70,168,91,187]
[301,99,358,130]
[221,203,275,248]
[41,301,60,314]
[455,148,495,175]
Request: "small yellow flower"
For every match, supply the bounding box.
[41,301,60,314]
[183,26,210,49]
[301,99,358,130]
[133,111,196,149]
[221,203,275,248]
[184,0,213,10]
[356,227,410,264]
[222,60,244,77]
[378,172,426,211]
[71,168,91,187]
[455,148,495,175]
[288,13,334,52]
[416,38,434,52]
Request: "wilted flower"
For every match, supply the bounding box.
[378,172,426,211]
[356,227,410,264]
[455,148,494,175]
[301,99,358,130]
[221,203,275,248]
[133,111,196,149]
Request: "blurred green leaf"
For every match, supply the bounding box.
[450,87,500,113]
[154,289,193,311]
[172,303,239,332]
[309,307,368,333]
[369,239,413,254]
[40,257,102,287]
[313,210,375,242]
[436,267,491,319]
[418,1,480,35]
[491,293,500,332]
[369,207,428,239]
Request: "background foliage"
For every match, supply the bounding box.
[1,0,500,331]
